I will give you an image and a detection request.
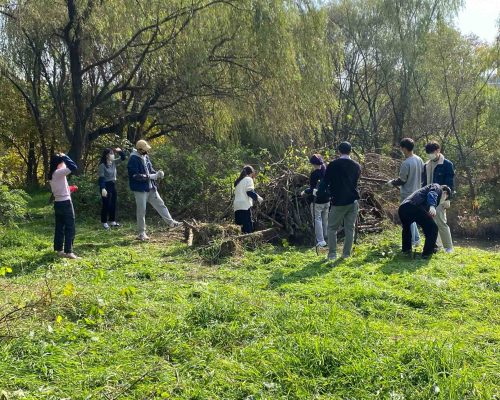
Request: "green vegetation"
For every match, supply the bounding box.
[1,194,498,399]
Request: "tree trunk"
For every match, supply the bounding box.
[26,141,38,188]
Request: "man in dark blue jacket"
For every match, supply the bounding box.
[398,184,451,258]
[422,141,454,252]
[128,140,180,241]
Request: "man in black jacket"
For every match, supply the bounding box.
[398,184,451,258]
[318,142,361,261]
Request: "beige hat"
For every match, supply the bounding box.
[136,140,151,152]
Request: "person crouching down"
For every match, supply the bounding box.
[127,140,181,241]
[398,184,451,259]
[49,153,79,259]
[233,165,263,234]
[301,154,329,248]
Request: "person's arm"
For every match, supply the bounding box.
[317,165,331,198]
[392,162,409,187]
[445,160,455,195]
[426,190,439,208]
[422,164,427,187]
[304,170,320,195]
[98,164,106,190]
[113,150,127,165]
[246,190,258,201]
[128,157,148,182]
[61,155,77,172]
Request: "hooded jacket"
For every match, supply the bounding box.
[127,150,158,192]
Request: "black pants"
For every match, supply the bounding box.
[235,209,253,234]
[54,200,76,253]
[398,203,438,256]
[101,181,117,223]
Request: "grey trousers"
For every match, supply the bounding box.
[328,201,359,258]
[435,203,453,249]
[133,190,175,235]
[311,202,329,244]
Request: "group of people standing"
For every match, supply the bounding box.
[48,137,454,261]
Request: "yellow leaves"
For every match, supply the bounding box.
[63,282,75,297]
[0,266,13,277]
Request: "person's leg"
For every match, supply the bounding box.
[133,191,148,235]
[148,190,175,226]
[108,182,117,223]
[100,191,110,223]
[321,203,329,241]
[342,201,359,257]
[311,203,325,244]
[411,222,420,245]
[63,201,76,254]
[398,204,414,253]
[53,202,65,252]
[241,209,253,233]
[414,209,439,256]
[327,205,347,259]
[435,204,453,250]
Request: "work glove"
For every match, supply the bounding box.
[149,173,158,180]
[300,190,305,196]
[157,170,164,180]
[313,189,318,196]
[428,206,437,217]
[386,180,395,187]
[101,188,108,198]
[442,200,451,209]
[257,195,264,204]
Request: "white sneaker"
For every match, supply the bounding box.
[103,223,110,230]
[56,251,65,257]
[327,254,337,261]
[64,253,80,259]
[109,221,120,227]
[445,248,454,253]
[413,241,421,247]
[168,220,182,228]
[137,233,150,241]
[317,240,327,248]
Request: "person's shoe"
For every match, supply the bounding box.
[109,221,120,227]
[317,240,327,248]
[341,254,351,259]
[327,254,337,261]
[168,220,182,228]
[445,248,454,253]
[137,233,150,241]
[421,253,433,259]
[103,223,110,230]
[64,253,80,259]
[412,240,421,247]
[56,250,65,257]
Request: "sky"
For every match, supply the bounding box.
[455,0,500,43]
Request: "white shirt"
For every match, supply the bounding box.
[233,176,255,211]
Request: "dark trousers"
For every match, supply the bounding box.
[235,209,253,234]
[398,203,438,256]
[54,200,76,253]
[101,181,117,223]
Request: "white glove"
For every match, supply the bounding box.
[257,195,264,204]
[101,188,108,198]
[157,170,164,180]
[429,206,437,217]
[149,173,158,180]
[300,190,305,196]
[386,180,394,187]
[442,200,451,209]
[313,189,318,196]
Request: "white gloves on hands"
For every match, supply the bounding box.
[386,180,395,187]
[101,188,108,198]
[429,206,437,217]
[312,189,318,196]
[257,195,264,204]
[157,170,164,180]
[300,190,305,196]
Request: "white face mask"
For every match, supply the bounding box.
[108,154,115,161]
[427,152,438,161]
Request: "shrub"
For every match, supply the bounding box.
[0,184,31,225]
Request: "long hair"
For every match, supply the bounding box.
[99,148,113,165]
[48,154,64,180]
[234,165,255,187]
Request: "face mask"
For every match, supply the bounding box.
[108,154,115,161]
[427,152,438,161]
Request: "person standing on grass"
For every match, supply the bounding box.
[48,153,79,259]
[422,141,455,253]
[318,142,361,261]
[398,184,451,259]
[300,154,329,248]
[128,140,181,241]
[233,165,263,234]
[98,147,127,230]
[387,138,424,247]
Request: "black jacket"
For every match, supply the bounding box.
[318,157,361,206]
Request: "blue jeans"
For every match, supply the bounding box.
[411,222,420,245]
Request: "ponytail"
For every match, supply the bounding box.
[234,165,255,187]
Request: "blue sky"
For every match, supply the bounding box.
[456,0,500,43]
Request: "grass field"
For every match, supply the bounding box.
[0,193,499,399]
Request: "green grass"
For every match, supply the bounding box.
[0,193,499,399]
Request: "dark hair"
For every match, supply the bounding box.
[425,141,440,154]
[99,148,114,165]
[234,165,255,187]
[309,154,324,166]
[49,154,64,180]
[441,185,451,197]
[400,138,415,152]
[338,141,352,155]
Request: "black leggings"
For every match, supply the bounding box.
[235,209,253,234]
[54,200,75,253]
[101,181,118,223]
[398,203,438,256]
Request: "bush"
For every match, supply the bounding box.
[0,184,31,225]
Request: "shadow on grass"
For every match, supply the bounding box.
[7,251,59,277]
[268,258,344,289]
